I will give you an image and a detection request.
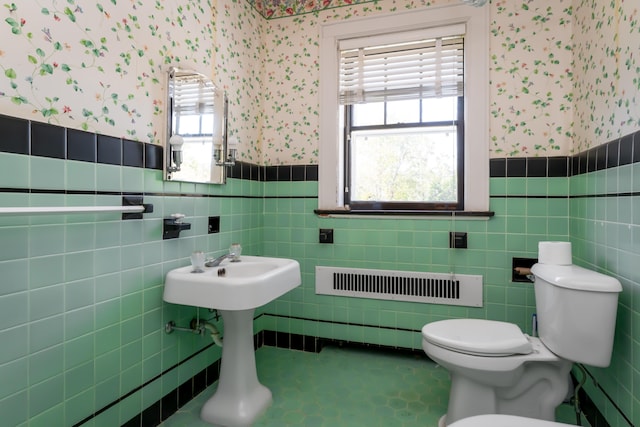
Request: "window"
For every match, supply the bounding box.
[341,29,465,210]
[319,5,489,214]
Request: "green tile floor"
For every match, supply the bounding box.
[159,345,582,427]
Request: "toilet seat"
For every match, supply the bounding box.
[448,414,574,426]
[422,319,533,356]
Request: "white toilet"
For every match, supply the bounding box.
[421,242,622,426]
[448,414,574,427]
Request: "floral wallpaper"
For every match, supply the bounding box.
[213,0,264,164]
[572,0,640,151]
[255,0,575,162]
[489,0,573,156]
[0,0,214,144]
[1,0,639,162]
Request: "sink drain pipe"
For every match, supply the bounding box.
[164,319,223,347]
[202,321,223,347]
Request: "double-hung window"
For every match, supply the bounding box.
[319,5,489,214]
[341,28,465,211]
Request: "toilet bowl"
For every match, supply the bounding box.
[421,242,622,427]
[448,414,575,427]
[422,319,572,426]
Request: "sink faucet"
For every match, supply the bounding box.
[205,253,236,267]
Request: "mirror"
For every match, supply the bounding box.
[165,67,228,184]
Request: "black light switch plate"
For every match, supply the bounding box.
[319,228,333,244]
[449,231,467,249]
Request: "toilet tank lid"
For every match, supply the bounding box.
[531,264,622,293]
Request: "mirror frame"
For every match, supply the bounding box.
[164,66,228,184]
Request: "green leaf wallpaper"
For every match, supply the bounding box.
[0,0,638,163]
[0,0,214,144]
[573,0,640,151]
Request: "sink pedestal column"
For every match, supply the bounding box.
[200,309,272,427]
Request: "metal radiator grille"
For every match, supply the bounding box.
[316,266,482,307]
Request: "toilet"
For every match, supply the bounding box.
[421,242,622,426]
[448,414,575,427]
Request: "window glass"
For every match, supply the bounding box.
[177,114,200,135]
[201,114,214,134]
[386,99,420,124]
[422,97,458,122]
[349,126,458,204]
[352,102,385,126]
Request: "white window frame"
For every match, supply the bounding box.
[318,4,489,213]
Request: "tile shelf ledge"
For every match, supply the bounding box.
[0,196,153,219]
[0,205,145,215]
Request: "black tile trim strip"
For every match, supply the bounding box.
[577,387,611,427]
[0,114,636,181]
[0,114,163,170]
[0,115,323,180]
[263,312,420,334]
[227,161,319,182]
[581,365,632,427]
[490,130,640,178]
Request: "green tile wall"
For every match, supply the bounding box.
[259,176,570,348]
[569,163,640,427]
[2,146,637,426]
[0,153,260,426]
[259,166,639,426]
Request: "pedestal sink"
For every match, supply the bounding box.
[163,255,301,426]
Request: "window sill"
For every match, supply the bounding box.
[314,209,494,219]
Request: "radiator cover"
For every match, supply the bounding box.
[316,266,483,307]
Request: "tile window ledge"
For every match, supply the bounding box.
[314,209,495,218]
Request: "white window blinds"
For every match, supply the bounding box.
[172,74,216,115]
[339,25,465,105]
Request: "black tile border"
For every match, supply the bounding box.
[144,143,163,170]
[1,114,637,183]
[67,129,97,162]
[31,121,66,159]
[0,114,29,154]
[97,134,122,165]
[123,139,144,168]
[490,130,640,178]
[0,114,162,170]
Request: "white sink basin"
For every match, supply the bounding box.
[163,255,301,426]
[163,255,301,310]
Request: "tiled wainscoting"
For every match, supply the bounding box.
[0,114,637,426]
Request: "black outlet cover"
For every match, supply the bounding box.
[208,216,220,234]
[319,228,333,244]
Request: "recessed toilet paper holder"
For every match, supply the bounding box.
[512,257,537,283]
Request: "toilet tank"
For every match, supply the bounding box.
[531,263,622,367]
